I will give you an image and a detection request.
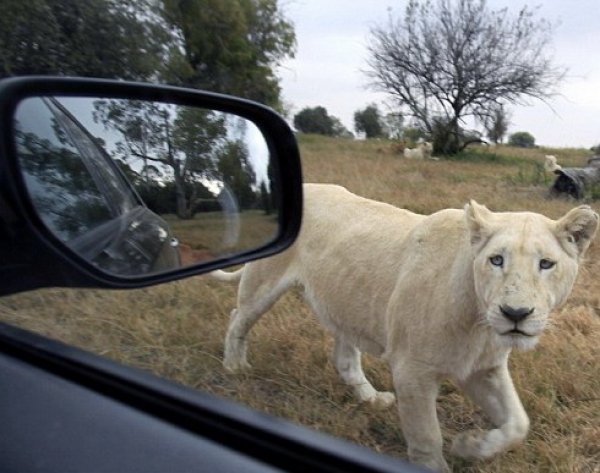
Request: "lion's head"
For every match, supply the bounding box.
[465,201,599,350]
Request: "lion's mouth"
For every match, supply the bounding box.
[503,328,533,337]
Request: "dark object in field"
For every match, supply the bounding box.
[547,156,600,199]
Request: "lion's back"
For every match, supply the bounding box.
[301,183,424,240]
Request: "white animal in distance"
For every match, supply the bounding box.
[404,141,433,159]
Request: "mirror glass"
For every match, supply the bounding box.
[13,96,279,277]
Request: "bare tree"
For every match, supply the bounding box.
[365,0,565,154]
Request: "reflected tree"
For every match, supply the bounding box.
[15,125,112,240]
[259,181,272,215]
[94,99,228,218]
[95,99,265,218]
[217,140,256,209]
[172,106,227,217]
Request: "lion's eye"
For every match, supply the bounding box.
[539,259,556,270]
[489,255,504,267]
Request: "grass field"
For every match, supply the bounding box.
[1,136,599,472]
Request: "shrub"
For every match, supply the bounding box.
[508,131,536,148]
[294,106,336,136]
[402,127,426,147]
[354,104,384,138]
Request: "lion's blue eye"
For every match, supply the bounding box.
[539,259,556,270]
[490,255,504,267]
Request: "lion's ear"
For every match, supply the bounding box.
[555,205,599,258]
[464,200,493,246]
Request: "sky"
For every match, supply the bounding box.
[278,0,600,148]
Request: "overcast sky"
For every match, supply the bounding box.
[279,0,600,148]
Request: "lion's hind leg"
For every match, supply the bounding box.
[333,336,395,409]
[223,259,295,372]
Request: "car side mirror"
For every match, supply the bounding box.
[0,77,302,291]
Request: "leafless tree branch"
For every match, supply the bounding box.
[364,0,566,153]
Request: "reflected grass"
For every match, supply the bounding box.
[162,210,279,262]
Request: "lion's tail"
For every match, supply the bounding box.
[209,267,244,283]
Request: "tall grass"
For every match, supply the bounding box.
[1,136,598,472]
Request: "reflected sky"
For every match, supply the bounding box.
[56,96,271,188]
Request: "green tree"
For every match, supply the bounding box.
[366,0,565,154]
[161,0,296,108]
[508,131,536,148]
[0,0,295,110]
[293,106,336,136]
[354,104,384,138]
[0,0,168,80]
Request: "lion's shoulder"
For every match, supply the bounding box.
[405,208,469,250]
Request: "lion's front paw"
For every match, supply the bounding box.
[365,391,396,410]
[451,429,503,459]
[223,357,252,373]
[409,452,451,473]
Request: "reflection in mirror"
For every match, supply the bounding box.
[13,96,279,277]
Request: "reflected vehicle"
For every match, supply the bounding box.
[15,97,181,276]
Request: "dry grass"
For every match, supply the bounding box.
[1,136,599,472]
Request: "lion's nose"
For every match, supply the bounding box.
[500,305,534,323]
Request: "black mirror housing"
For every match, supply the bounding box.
[0,77,302,295]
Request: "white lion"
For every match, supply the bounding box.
[212,183,598,472]
[544,154,563,173]
[404,141,434,159]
